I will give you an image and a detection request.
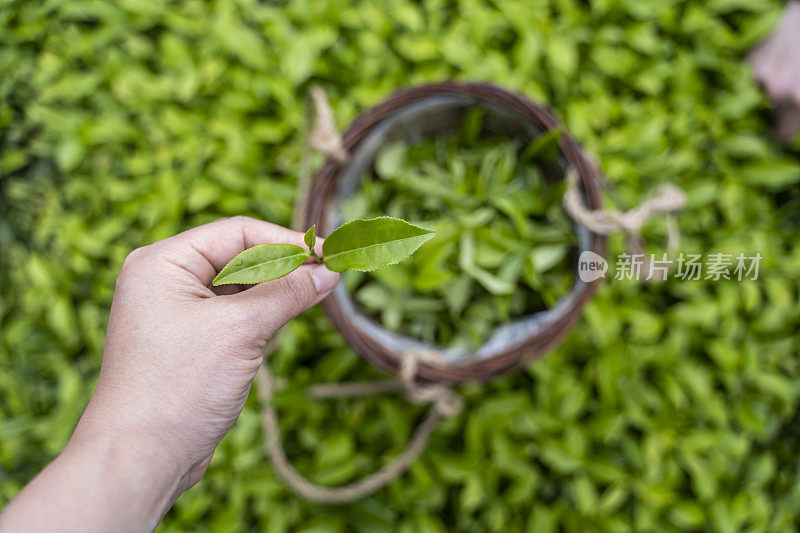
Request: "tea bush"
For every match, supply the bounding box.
[3,0,800,531]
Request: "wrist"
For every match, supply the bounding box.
[0,421,189,533]
[64,421,188,530]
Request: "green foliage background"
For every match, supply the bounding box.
[2,0,800,531]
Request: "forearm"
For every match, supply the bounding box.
[0,425,185,533]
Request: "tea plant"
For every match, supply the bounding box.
[212,217,434,285]
[342,109,577,349]
[3,0,800,531]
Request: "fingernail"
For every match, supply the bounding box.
[310,265,339,294]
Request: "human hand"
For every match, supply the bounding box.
[0,216,339,532]
[749,2,800,141]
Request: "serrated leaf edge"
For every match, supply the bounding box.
[323,217,435,272]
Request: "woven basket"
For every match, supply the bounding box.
[304,81,606,384]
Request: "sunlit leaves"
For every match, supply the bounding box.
[3,0,800,531]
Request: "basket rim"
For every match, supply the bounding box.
[304,81,607,383]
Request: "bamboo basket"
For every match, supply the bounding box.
[303,81,606,383]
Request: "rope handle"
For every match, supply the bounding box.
[256,86,463,503]
[264,89,462,502]
[292,86,348,231]
[255,352,462,504]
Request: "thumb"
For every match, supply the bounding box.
[220,264,340,339]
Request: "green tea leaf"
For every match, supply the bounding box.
[738,160,800,187]
[304,225,317,255]
[212,244,309,285]
[322,217,435,272]
[375,142,407,179]
[460,107,485,145]
[530,244,569,273]
[443,276,473,316]
[522,128,562,162]
[465,265,516,295]
[356,283,392,310]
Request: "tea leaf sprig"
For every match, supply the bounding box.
[211,217,434,286]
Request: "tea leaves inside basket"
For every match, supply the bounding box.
[340,106,578,350]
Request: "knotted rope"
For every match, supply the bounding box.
[562,167,687,281]
[307,352,463,418]
[308,86,348,163]
[256,351,462,504]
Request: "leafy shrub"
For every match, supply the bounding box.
[2,0,800,531]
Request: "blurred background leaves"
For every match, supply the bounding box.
[2,0,800,531]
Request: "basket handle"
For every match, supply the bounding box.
[255,351,462,504]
